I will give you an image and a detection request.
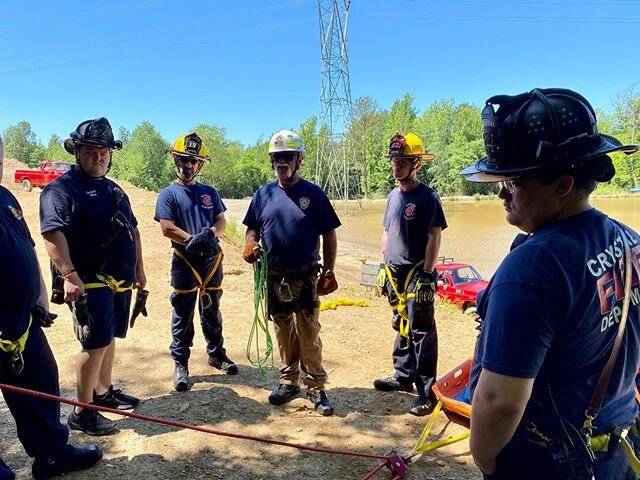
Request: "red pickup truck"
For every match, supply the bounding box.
[436,257,489,314]
[14,161,73,192]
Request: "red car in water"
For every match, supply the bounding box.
[435,258,488,314]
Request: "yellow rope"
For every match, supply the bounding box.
[319,297,371,311]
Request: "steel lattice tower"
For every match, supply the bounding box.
[317,0,352,209]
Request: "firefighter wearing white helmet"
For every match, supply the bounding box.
[155,131,237,392]
[374,131,446,417]
[268,129,305,184]
[242,129,341,416]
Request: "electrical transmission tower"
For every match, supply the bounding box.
[317,0,353,211]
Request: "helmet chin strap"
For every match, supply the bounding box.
[397,161,420,183]
[272,153,302,182]
[173,158,205,183]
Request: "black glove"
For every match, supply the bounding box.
[185,227,220,257]
[71,294,93,343]
[129,289,149,328]
[30,305,57,328]
[414,270,436,304]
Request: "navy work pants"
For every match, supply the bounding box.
[0,323,68,475]
[384,267,438,399]
[169,289,226,365]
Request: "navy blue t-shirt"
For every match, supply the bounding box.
[155,182,226,285]
[383,183,447,267]
[243,179,341,270]
[40,168,138,282]
[470,209,640,430]
[0,186,39,340]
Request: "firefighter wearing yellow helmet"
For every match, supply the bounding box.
[155,132,237,392]
[374,131,446,417]
[167,132,210,183]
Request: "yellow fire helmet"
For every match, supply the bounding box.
[167,132,210,161]
[385,132,435,162]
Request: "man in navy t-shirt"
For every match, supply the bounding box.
[461,88,640,480]
[243,130,341,416]
[40,118,146,436]
[373,132,447,417]
[155,132,236,392]
[0,133,102,479]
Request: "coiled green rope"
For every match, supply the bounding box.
[246,248,274,373]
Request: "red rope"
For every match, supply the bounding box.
[360,461,387,480]
[0,383,389,462]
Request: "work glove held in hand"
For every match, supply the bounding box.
[377,263,387,296]
[186,227,220,257]
[31,305,57,328]
[414,270,436,304]
[129,289,149,328]
[317,270,338,296]
[72,294,93,343]
[242,240,260,264]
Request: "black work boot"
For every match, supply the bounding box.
[67,409,116,436]
[373,375,414,392]
[268,384,300,405]
[409,396,436,416]
[173,363,190,392]
[93,385,140,410]
[32,444,103,479]
[208,354,239,375]
[306,390,334,416]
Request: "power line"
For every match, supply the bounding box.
[408,0,640,5]
[0,0,180,35]
[352,11,640,23]
[0,18,317,77]
[0,0,314,62]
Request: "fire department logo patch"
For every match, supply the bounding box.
[403,203,416,220]
[9,205,23,221]
[299,197,311,210]
[200,194,213,209]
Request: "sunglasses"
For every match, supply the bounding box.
[391,157,417,167]
[271,152,298,163]
[178,157,202,165]
[501,177,534,194]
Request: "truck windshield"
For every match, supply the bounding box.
[452,267,482,284]
[54,163,72,172]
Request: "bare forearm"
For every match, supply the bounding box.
[211,214,227,236]
[380,230,388,263]
[470,370,532,474]
[159,220,190,244]
[42,231,74,274]
[36,261,49,309]
[322,229,337,270]
[424,228,442,271]
[245,228,260,243]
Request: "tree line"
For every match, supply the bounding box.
[3,89,639,197]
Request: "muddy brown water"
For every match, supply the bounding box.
[225,196,640,279]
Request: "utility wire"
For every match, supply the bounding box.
[0,0,180,35]
[352,11,640,23]
[408,0,640,5]
[0,0,314,62]
[0,18,316,77]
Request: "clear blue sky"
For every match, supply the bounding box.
[1,0,638,147]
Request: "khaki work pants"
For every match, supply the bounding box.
[270,276,327,392]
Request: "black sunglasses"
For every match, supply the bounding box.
[178,157,201,165]
[271,152,298,163]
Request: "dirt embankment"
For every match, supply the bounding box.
[1,166,481,480]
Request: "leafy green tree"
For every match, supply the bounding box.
[44,134,67,161]
[297,116,318,181]
[112,122,170,190]
[3,121,41,166]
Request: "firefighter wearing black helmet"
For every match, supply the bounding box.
[462,89,640,479]
[40,117,146,436]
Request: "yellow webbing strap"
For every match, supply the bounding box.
[590,430,640,477]
[410,400,471,455]
[0,317,32,360]
[384,262,421,338]
[172,249,223,295]
[84,273,132,292]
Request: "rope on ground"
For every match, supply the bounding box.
[0,383,389,463]
[245,249,274,373]
[320,297,370,311]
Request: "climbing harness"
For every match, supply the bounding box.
[0,317,32,376]
[383,262,422,342]
[246,248,274,372]
[172,249,223,310]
